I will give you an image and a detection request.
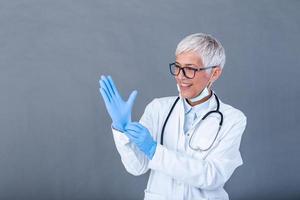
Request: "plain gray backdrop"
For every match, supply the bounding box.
[0,0,299,199]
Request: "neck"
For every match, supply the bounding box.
[187,90,212,107]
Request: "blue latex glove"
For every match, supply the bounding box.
[125,122,157,159]
[99,75,137,131]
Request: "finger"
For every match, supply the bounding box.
[107,76,121,99]
[100,76,115,99]
[100,82,114,104]
[134,123,147,131]
[99,88,111,105]
[124,130,139,141]
[100,82,112,102]
[125,122,143,132]
[131,122,145,131]
[126,121,141,128]
[127,90,137,108]
[99,79,113,100]
[125,127,140,134]
[102,75,115,97]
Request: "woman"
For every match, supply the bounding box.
[99,33,247,200]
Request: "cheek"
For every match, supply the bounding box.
[192,80,202,88]
[191,75,209,90]
[190,83,202,94]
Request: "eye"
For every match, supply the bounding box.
[185,66,197,71]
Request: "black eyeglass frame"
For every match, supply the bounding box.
[169,62,218,79]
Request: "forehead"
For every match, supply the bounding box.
[175,51,203,66]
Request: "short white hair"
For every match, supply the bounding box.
[175,33,226,70]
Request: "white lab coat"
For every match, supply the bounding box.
[112,92,247,200]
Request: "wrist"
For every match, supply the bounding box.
[111,123,124,132]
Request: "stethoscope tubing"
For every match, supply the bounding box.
[160,93,223,151]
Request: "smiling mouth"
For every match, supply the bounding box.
[179,83,192,87]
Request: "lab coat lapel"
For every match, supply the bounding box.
[162,96,184,150]
[177,92,186,136]
[177,96,186,151]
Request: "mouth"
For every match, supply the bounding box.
[179,83,192,89]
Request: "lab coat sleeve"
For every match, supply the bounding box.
[112,99,158,176]
[112,129,149,176]
[148,113,247,190]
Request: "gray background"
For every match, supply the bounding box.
[0,0,299,199]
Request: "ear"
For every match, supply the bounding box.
[210,67,222,82]
[207,67,222,89]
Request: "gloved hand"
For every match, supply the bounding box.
[99,75,137,131]
[125,122,157,159]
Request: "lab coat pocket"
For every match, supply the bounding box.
[144,190,166,200]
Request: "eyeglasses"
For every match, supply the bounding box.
[169,62,217,79]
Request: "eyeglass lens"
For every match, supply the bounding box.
[170,63,195,79]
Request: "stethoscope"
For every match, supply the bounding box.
[160,93,223,151]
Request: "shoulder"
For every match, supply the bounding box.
[219,99,247,125]
[217,98,247,140]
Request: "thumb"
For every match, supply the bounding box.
[127,90,138,108]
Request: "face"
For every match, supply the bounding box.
[175,51,220,99]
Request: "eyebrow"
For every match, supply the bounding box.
[175,62,198,67]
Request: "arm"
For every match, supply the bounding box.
[98,75,148,175]
[112,129,149,176]
[112,99,158,176]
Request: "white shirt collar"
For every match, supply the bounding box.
[182,96,210,116]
